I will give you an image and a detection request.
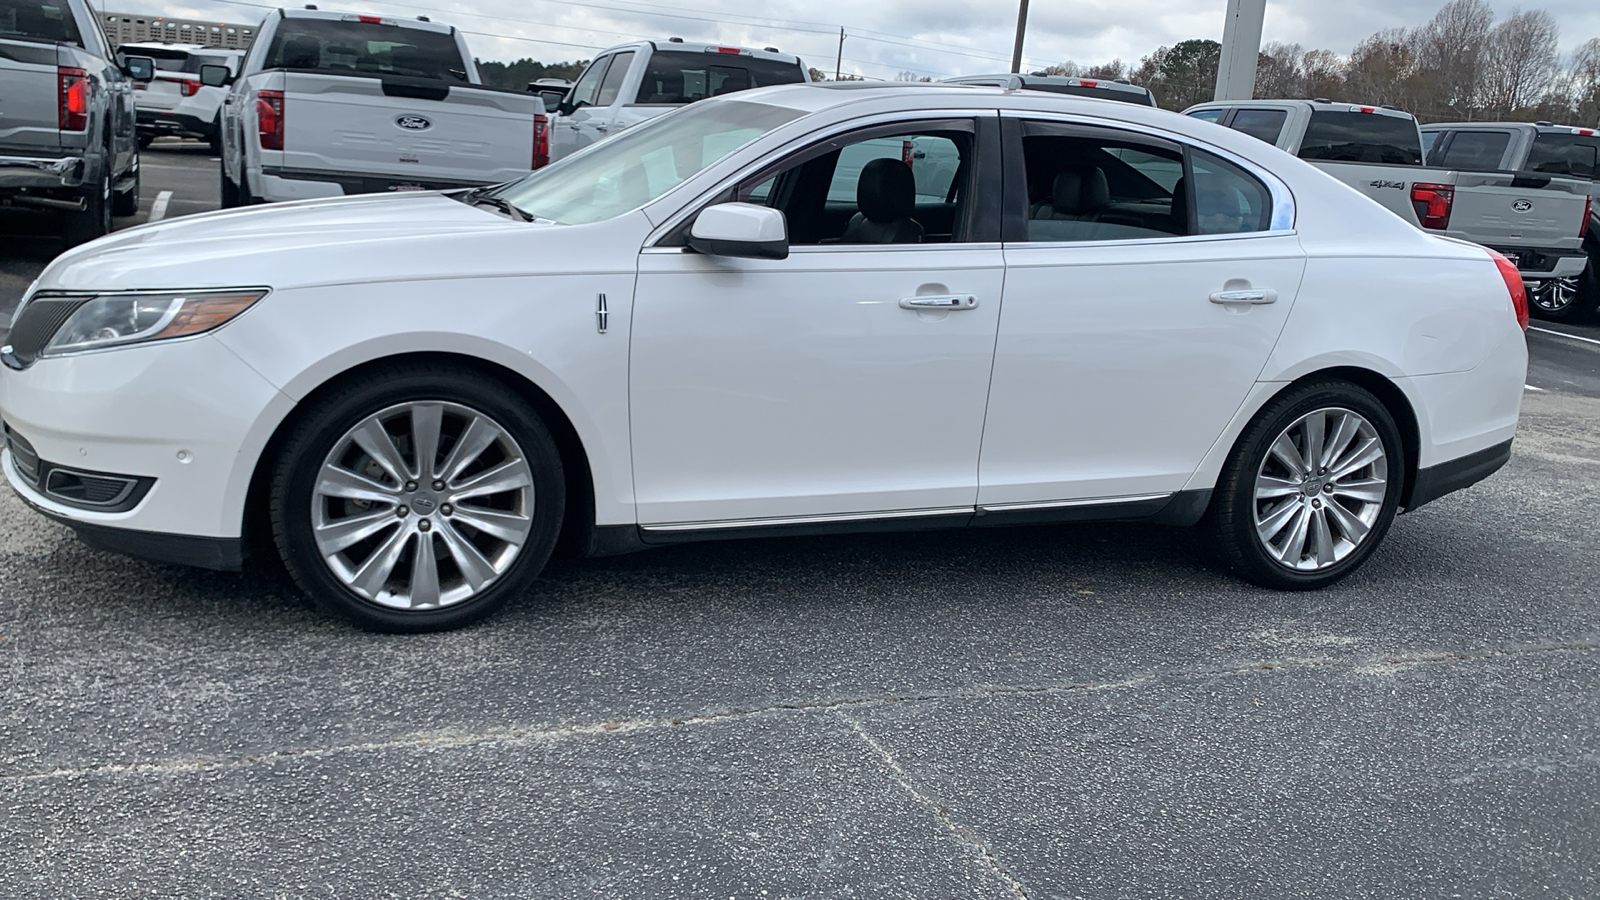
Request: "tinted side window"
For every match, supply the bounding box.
[1228,109,1286,145]
[1298,111,1422,165]
[634,51,804,104]
[1020,129,1186,242]
[567,54,611,108]
[594,51,633,106]
[0,0,83,45]
[1190,149,1272,235]
[1421,130,1441,162]
[264,19,467,80]
[1436,131,1512,171]
[1527,134,1598,180]
[1188,109,1225,123]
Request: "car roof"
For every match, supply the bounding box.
[1187,99,1418,121]
[948,73,1153,95]
[1421,121,1598,137]
[596,39,802,65]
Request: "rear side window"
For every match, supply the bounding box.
[1526,134,1598,180]
[0,0,82,45]
[1191,150,1272,235]
[1187,109,1224,123]
[594,51,634,106]
[1435,131,1512,171]
[1228,109,1287,145]
[264,18,468,81]
[1298,111,1422,165]
[634,51,804,104]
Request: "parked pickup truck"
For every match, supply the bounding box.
[1421,121,1598,321]
[1,0,143,243]
[545,39,807,164]
[1184,100,1591,295]
[118,41,244,152]
[942,73,1156,106]
[216,8,542,206]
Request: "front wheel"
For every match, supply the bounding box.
[1207,380,1403,590]
[270,367,566,632]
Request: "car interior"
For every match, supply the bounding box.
[1022,135,1186,241]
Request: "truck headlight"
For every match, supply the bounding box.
[40,289,268,357]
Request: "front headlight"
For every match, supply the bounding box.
[40,289,268,358]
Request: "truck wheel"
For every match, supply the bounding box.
[138,133,155,150]
[269,366,566,632]
[112,158,140,217]
[1530,268,1600,323]
[62,165,113,246]
[220,164,240,208]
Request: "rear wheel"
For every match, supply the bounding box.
[137,132,155,149]
[62,164,112,246]
[270,367,566,632]
[220,163,240,208]
[1529,270,1599,323]
[1208,380,1404,590]
[111,156,139,217]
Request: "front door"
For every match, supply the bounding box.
[629,118,1005,527]
[978,118,1305,509]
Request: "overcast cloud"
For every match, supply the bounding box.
[145,0,1600,80]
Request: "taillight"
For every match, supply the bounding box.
[180,79,201,97]
[256,90,284,150]
[532,113,549,169]
[1488,250,1529,331]
[58,67,88,132]
[1410,182,1454,230]
[1581,194,1591,240]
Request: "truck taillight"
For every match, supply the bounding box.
[532,113,549,169]
[1410,182,1454,230]
[1488,250,1529,331]
[180,79,202,97]
[58,67,88,132]
[257,90,284,151]
[1582,194,1592,240]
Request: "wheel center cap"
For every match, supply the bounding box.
[411,495,438,515]
[1301,479,1323,497]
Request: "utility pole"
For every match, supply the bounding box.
[835,28,845,81]
[1010,0,1030,74]
[1214,0,1267,101]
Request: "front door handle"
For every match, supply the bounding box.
[594,123,610,134]
[1209,288,1278,305]
[900,295,977,310]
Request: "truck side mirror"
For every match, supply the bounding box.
[536,88,568,112]
[122,56,154,82]
[199,64,232,88]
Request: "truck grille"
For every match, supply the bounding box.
[6,295,91,368]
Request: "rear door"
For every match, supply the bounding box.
[980,117,1305,509]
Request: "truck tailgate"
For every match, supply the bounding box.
[1310,162,1421,224]
[280,73,535,185]
[1445,172,1588,251]
[0,38,62,156]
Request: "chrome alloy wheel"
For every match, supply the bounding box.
[1252,408,1388,572]
[311,401,535,610]
[1531,276,1580,313]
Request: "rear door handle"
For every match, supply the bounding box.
[900,295,978,310]
[1209,289,1278,305]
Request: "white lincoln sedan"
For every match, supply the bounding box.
[1,84,1528,631]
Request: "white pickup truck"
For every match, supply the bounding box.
[1184,100,1590,293]
[545,39,807,164]
[216,8,542,206]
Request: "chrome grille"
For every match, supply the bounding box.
[44,468,139,507]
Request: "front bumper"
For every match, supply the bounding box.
[0,334,289,551]
[0,155,87,192]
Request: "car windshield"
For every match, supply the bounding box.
[494,99,804,225]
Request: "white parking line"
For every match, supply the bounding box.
[1529,326,1600,348]
[148,190,173,223]
[1525,384,1545,392]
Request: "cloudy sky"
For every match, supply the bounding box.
[140,0,1600,78]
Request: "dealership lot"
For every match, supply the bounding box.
[3,144,1599,895]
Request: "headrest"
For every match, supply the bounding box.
[282,35,322,69]
[857,157,916,224]
[1051,167,1110,215]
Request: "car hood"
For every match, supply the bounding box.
[37,192,551,292]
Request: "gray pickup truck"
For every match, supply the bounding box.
[1421,122,1599,321]
[1,0,144,244]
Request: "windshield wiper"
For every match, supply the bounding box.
[459,187,533,222]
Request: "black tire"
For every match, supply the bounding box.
[62,164,112,246]
[1528,265,1600,323]
[269,365,566,632]
[220,163,240,209]
[112,157,139,217]
[1206,379,1404,590]
[207,127,222,156]
[137,132,155,149]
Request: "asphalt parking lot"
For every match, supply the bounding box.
[3,144,1599,897]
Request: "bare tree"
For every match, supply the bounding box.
[1412,0,1493,118]
[1480,8,1561,116]
[1301,49,1347,100]
[1566,37,1600,124]
[1083,59,1128,80]
[1254,41,1305,98]
[1345,29,1421,109]
[1040,61,1083,77]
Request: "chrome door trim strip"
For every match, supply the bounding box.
[641,506,975,533]
[978,493,1173,514]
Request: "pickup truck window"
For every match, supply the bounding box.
[567,53,610,108]
[1228,109,1286,144]
[634,51,804,104]
[498,99,803,225]
[1299,111,1421,165]
[0,0,83,45]
[595,51,634,106]
[264,19,467,81]
[1433,131,1511,171]
[1526,134,1598,180]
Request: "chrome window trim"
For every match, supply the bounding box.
[1001,108,1298,234]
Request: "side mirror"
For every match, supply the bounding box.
[122,56,154,82]
[688,203,788,260]
[199,64,232,88]
[536,88,568,111]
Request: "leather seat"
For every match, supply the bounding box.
[839,158,923,244]
[1032,166,1111,220]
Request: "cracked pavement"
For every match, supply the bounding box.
[4,148,1600,897]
